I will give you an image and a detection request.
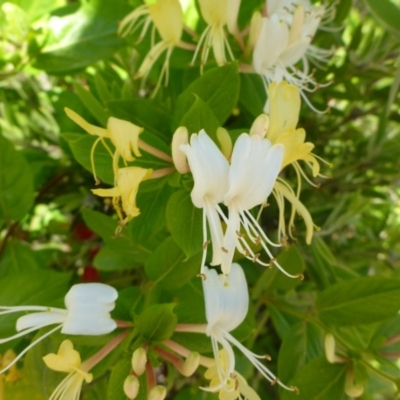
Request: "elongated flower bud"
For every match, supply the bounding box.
[179,352,200,377]
[172,126,189,174]
[216,127,232,159]
[124,375,140,399]
[131,347,147,376]
[250,114,269,138]
[148,385,167,400]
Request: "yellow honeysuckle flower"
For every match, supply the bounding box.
[192,0,240,68]
[1,350,20,383]
[65,108,143,183]
[250,81,329,244]
[119,0,191,93]
[92,166,153,227]
[204,349,261,400]
[266,81,320,175]
[43,340,93,400]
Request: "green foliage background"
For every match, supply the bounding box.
[1,0,400,399]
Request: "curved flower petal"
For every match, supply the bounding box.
[180,130,229,208]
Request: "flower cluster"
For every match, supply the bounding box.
[0,1,336,399]
[119,0,335,105]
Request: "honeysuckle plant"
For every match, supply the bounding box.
[1,0,400,399]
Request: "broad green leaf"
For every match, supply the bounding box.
[81,207,117,241]
[173,63,240,128]
[252,245,305,296]
[281,356,347,400]
[74,82,109,126]
[364,0,400,38]
[94,244,142,271]
[136,303,178,342]
[145,236,202,290]
[0,271,70,339]
[0,135,34,222]
[107,99,172,141]
[166,190,202,259]
[278,322,323,384]
[0,240,39,279]
[316,276,400,326]
[9,0,64,22]
[129,182,173,241]
[308,236,338,290]
[63,133,114,185]
[107,358,135,400]
[32,0,128,73]
[179,96,220,140]
[239,73,266,117]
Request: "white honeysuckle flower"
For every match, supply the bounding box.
[0,283,118,375]
[192,0,241,68]
[222,134,301,278]
[201,263,297,393]
[252,0,333,111]
[180,130,230,271]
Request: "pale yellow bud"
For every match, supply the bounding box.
[345,370,364,398]
[124,375,140,399]
[247,11,262,54]
[172,126,189,174]
[324,333,343,364]
[131,348,147,376]
[148,385,167,400]
[216,127,232,159]
[250,114,269,138]
[267,81,301,143]
[179,352,200,377]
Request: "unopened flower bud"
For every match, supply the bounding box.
[124,375,139,399]
[247,11,262,54]
[131,347,147,376]
[172,126,189,174]
[216,127,232,159]
[179,351,200,377]
[250,114,269,138]
[148,385,167,400]
[324,333,343,364]
[345,370,364,398]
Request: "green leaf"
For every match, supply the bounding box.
[107,358,133,400]
[364,0,400,38]
[136,303,178,342]
[107,99,172,141]
[0,135,34,222]
[0,271,70,340]
[173,63,240,128]
[252,245,305,297]
[316,276,400,326]
[32,0,127,73]
[239,73,266,117]
[81,207,117,240]
[0,240,39,279]
[74,82,109,126]
[278,322,323,384]
[179,95,220,140]
[166,190,202,259]
[63,133,114,185]
[280,356,347,400]
[145,236,202,290]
